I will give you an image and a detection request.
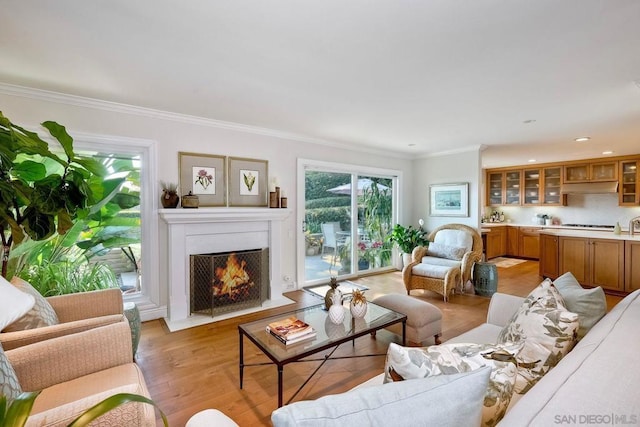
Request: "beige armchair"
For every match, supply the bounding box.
[6,321,155,426]
[403,224,483,301]
[0,287,124,351]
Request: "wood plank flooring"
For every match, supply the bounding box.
[137,260,622,426]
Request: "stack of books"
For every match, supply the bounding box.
[266,316,316,345]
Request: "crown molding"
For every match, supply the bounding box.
[0,82,413,159]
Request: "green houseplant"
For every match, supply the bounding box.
[1,391,168,427]
[388,224,428,266]
[0,111,138,281]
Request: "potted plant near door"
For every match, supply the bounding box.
[387,224,429,267]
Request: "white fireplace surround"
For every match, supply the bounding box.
[159,208,292,331]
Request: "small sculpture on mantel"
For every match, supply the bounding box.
[160,181,179,208]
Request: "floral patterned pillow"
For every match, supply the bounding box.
[497,279,579,394]
[383,342,519,427]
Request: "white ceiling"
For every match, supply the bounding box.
[1,1,639,168]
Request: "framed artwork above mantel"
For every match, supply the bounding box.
[179,152,227,207]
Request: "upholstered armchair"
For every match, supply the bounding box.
[4,321,155,426]
[402,224,483,301]
[0,286,124,351]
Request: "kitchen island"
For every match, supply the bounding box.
[538,228,640,294]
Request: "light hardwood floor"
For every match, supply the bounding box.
[137,260,622,426]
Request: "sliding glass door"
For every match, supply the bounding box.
[300,161,398,286]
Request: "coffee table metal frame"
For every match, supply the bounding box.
[238,302,406,407]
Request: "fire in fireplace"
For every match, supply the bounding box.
[190,248,269,317]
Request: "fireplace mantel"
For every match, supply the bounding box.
[159,207,292,331]
[159,207,290,224]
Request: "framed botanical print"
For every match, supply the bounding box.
[228,157,268,207]
[179,152,226,207]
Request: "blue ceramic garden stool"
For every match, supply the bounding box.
[473,262,498,297]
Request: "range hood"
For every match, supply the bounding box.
[560,181,619,194]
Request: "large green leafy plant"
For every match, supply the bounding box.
[1,391,168,427]
[0,111,130,279]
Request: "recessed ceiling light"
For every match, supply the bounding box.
[602,150,614,155]
[528,159,537,163]
[408,143,416,147]
[575,137,590,142]
[523,119,536,124]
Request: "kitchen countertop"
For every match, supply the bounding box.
[481,222,640,241]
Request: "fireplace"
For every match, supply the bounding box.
[190,248,269,317]
[159,207,291,331]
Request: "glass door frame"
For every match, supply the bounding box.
[297,158,402,288]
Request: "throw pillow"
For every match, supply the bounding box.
[271,366,491,427]
[0,341,23,404]
[383,342,518,427]
[553,272,606,339]
[426,242,467,260]
[498,279,579,394]
[0,275,35,331]
[4,277,59,332]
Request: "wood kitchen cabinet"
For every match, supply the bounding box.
[542,166,566,206]
[485,226,507,259]
[625,240,640,292]
[506,226,519,256]
[519,227,541,259]
[559,236,624,291]
[563,161,618,183]
[522,169,541,205]
[487,171,504,206]
[619,159,639,206]
[539,233,559,278]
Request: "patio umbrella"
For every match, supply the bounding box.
[327,178,389,195]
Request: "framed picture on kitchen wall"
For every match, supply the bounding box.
[429,182,469,217]
[179,152,227,206]
[228,157,268,207]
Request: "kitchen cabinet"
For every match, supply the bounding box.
[487,171,504,206]
[506,226,519,257]
[625,240,640,292]
[522,169,541,205]
[485,226,507,259]
[542,166,566,206]
[539,233,559,278]
[563,161,617,183]
[519,227,541,259]
[619,159,639,206]
[559,236,624,291]
[486,170,521,206]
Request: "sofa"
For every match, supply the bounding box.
[271,273,640,426]
[403,223,482,301]
[3,320,155,426]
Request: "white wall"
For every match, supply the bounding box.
[0,90,414,311]
[412,148,483,232]
[489,193,640,228]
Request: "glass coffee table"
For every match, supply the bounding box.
[238,302,406,407]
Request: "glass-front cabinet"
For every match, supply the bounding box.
[620,159,639,205]
[564,161,617,183]
[543,167,564,205]
[523,169,541,205]
[504,170,521,205]
[487,172,504,206]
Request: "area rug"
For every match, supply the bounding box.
[488,257,528,268]
[304,280,370,300]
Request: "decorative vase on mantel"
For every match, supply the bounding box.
[324,277,341,311]
[160,182,180,208]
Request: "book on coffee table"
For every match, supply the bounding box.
[266,316,315,344]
